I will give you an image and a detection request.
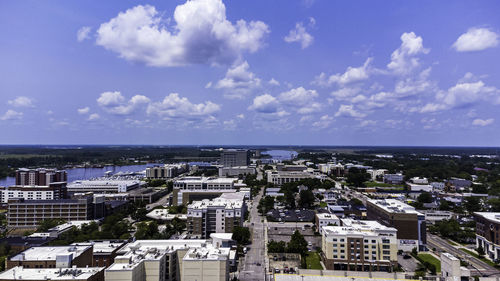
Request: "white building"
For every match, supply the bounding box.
[383,174,404,184]
[315,213,340,234]
[146,164,188,179]
[422,210,454,223]
[146,209,187,221]
[105,238,232,281]
[410,177,429,184]
[0,267,105,281]
[408,183,433,192]
[367,169,388,181]
[266,170,318,186]
[441,253,470,281]
[430,182,445,190]
[218,166,255,177]
[172,177,240,206]
[67,180,142,193]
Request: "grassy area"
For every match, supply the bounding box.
[319,202,327,208]
[418,253,441,272]
[446,240,459,246]
[460,248,498,267]
[363,181,405,188]
[305,251,323,270]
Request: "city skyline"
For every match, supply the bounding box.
[1,0,500,146]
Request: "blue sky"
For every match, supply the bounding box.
[1,0,499,146]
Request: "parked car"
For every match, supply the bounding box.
[275,268,281,273]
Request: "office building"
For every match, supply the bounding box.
[366,169,388,182]
[474,212,500,260]
[172,177,238,206]
[15,168,67,186]
[321,219,398,271]
[67,180,142,194]
[0,266,105,281]
[366,199,426,251]
[187,193,246,238]
[383,174,404,185]
[220,149,249,167]
[105,238,232,281]
[440,253,470,281]
[218,166,255,177]
[146,164,188,179]
[266,170,317,186]
[316,213,341,234]
[7,194,104,228]
[6,245,93,269]
[422,210,454,224]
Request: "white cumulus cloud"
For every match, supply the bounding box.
[96,1,269,67]
[0,110,23,121]
[387,32,429,75]
[453,28,499,52]
[87,113,100,121]
[77,107,90,115]
[97,92,150,115]
[313,58,373,87]
[7,96,35,108]
[214,61,261,99]
[472,118,494,126]
[147,93,220,118]
[334,104,366,118]
[248,94,279,113]
[284,19,314,49]
[77,26,92,42]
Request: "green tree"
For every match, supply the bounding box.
[417,192,433,203]
[298,189,315,209]
[267,240,287,253]
[463,197,482,214]
[287,230,308,256]
[232,226,251,245]
[37,219,66,232]
[477,245,485,258]
[346,168,370,187]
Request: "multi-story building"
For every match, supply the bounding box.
[6,245,93,269]
[366,199,426,251]
[71,240,127,268]
[383,174,404,185]
[266,171,317,186]
[218,166,255,177]
[67,180,142,194]
[318,163,345,177]
[146,164,188,179]
[315,213,340,234]
[172,177,238,206]
[220,149,249,167]
[440,252,470,281]
[15,168,67,186]
[7,194,104,228]
[0,183,67,204]
[105,238,233,281]
[474,212,500,260]
[321,219,398,272]
[187,193,246,238]
[422,210,454,224]
[0,266,105,281]
[366,169,388,181]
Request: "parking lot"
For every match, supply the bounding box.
[267,222,321,248]
[268,253,301,274]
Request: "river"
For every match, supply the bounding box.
[263,149,298,161]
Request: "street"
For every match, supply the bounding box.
[427,233,500,276]
[240,187,266,281]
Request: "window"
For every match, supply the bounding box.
[372,240,376,243]
[364,239,368,243]
[333,255,338,258]
[340,239,345,242]
[383,250,390,255]
[372,245,376,249]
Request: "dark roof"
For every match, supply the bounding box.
[0,236,55,247]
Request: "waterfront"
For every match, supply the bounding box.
[263,150,297,161]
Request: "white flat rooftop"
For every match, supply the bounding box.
[474,212,500,224]
[274,275,416,281]
[71,241,125,254]
[0,267,104,280]
[368,198,423,215]
[10,246,92,261]
[188,197,243,210]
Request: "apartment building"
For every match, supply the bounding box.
[474,212,500,260]
[15,168,67,186]
[6,245,93,269]
[266,170,317,186]
[315,213,340,234]
[7,195,103,228]
[366,169,388,181]
[187,193,246,238]
[321,219,398,272]
[0,267,105,281]
[146,164,188,179]
[105,238,232,281]
[366,199,426,251]
[172,177,238,206]
[220,149,249,167]
[318,163,345,176]
[0,182,67,204]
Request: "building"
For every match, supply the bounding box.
[67,180,142,194]
[410,177,429,184]
[218,166,255,177]
[146,209,187,221]
[430,182,445,190]
[383,174,403,185]
[266,171,317,186]
[448,177,472,188]
[474,212,500,260]
[321,219,398,272]
[366,199,426,251]
[315,213,340,234]
[318,163,345,177]
[15,168,67,186]
[146,164,188,179]
[105,238,232,281]
[441,253,470,281]
[172,177,239,206]
[0,236,56,254]
[187,193,246,238]
[220,149,249,167]
[0,182,67,204]
[367,169,388,181]
[71,240,127,267]
[408,183,433,192]
[422,210,454,224]
[0,267,105,281]
[6,245,93,269]
[276,164,308,172]
[7,194,104,228]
